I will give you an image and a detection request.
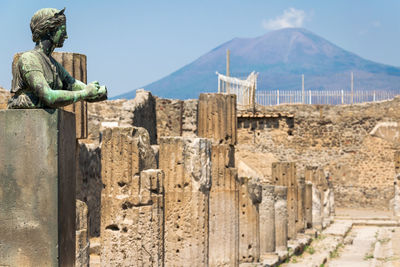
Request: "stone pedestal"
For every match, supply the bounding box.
[274,186,288,251]
[238,178,261,263]
[260,185,276,255]
[0,109,76,266]
[160,137,211,267]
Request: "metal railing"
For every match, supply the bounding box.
[255,89,400,106]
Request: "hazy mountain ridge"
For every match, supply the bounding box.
[115,28,400,100]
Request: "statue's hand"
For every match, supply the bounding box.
[98,85,107,97]
[85,84,108,102]
[84,82,101,98]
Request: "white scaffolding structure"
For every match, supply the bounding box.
[216,71,258,109]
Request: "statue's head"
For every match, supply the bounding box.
[30,8,67,47]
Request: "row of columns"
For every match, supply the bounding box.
[98,93,336,266]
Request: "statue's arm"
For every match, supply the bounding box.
[24,71,98,108]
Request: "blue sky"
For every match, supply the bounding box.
[0,0,399,97]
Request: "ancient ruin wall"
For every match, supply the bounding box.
[0,87,10,109]
[88,89,157,144]
[237,98,400,209]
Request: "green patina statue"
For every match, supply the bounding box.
[8,8,107,109]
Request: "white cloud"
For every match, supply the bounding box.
[262,8,306,30]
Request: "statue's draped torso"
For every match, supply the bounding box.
[9,48,75,109]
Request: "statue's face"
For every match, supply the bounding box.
[53,24,68,48]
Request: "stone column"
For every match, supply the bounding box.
[260,185,276,255]
[312,185,322,230]
[329,186,335,220]
[198,93,237,145]
[100,127,163,266]
[272,162,297,240]
[274,186,288,252]
[76,200,89,267]
[296,176,305,233]
[209,144,239,267]
[198,93,239,266]
[239,178,261,263]
[159,137,211,267]
[0,109,76,266]
[304,182,313,228]
[394,151,400,218]
[322,188,331,228]
[52,52,88,139]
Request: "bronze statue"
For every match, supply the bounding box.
[8,8,107,109]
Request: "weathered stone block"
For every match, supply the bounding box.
[156,98,183,142]
[0,109,76,266]
[76,200,89,267]
[100,126,162,266]
[198,93,237,145]
[160,137,211,267]
[238,178,261,263]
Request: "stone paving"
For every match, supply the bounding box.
[281,208,400,267]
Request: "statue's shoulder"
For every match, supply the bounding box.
[18,50,41,64]
[17,50,44,74]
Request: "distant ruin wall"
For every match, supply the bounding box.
[237,99,400,210]
[0,87,10,109]
[87,89,157,144]
[155,98,198,142]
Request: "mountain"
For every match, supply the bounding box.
[114,28,400,100]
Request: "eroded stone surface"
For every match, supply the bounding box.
[100,126,162,266]
[159,137,211,266]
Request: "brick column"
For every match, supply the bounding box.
[159,137,211,266]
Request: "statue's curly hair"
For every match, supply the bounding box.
[30,8,66,43]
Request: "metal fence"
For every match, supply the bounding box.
[255,89,400,106]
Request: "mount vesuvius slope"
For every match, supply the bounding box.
[115,28,400,100]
